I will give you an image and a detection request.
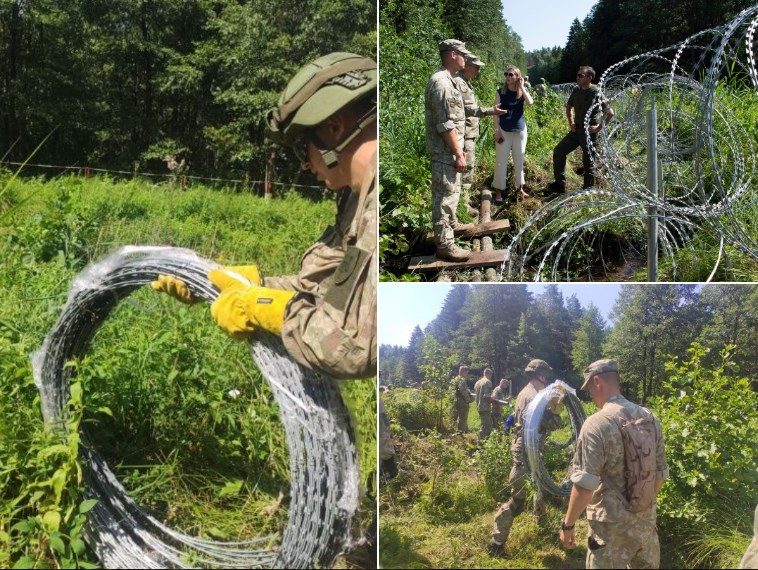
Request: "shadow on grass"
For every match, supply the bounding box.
[379,524,432,569]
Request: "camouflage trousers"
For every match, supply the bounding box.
[492,413,503,433]
[478,410,492,440]
[431,160,461,248]
[450,401,470,433]
[491,460,545,544]
[461,138,477,190]
[586,518,660,568]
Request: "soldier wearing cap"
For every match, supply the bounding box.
[153,52,377,379]
[489,359,561,554]
[424,39,474,262]
[491,378,510,432]
[560,359,668,569]
[454,53,501,212]
[450,365,474,432]
[474,367,495,439]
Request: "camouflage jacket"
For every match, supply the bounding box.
[264,151,376,379]
[474,376,493,413]
[424,67,465,164]
[453,74,496,140]
[491,385,508,417]
[379,397,395,461]
[570,395,669,524]
[450,375,473,405]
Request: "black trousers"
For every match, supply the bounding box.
[552,130,597,189]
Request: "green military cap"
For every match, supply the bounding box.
[524,359,553,375]
[581,359,619,389]
[438,38,471,55]
[465,54,485,67]
[265,52,376,148]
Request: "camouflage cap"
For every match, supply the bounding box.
[524,359,553,375]
[438,38,471,55]
[265,52,376,147]
[581,359,619,389]
[465,54,485,67]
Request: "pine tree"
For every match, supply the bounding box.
[403,325,425,386]
[571,303,607,382]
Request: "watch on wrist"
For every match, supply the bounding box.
[560,520,575,531]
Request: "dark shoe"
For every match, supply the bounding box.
[487,539,504,556]
[547,181,565,193]
[436,244,471,262]
[574,166,585,175]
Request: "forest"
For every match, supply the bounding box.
[0,0,375,182]
[379,283,757,568]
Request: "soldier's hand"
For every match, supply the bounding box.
[493,105,508,116]
[454,151,467,172]
[569,122,577,132]
[560,527,576,548]
[588,124,602,135]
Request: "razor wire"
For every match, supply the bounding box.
[523,381,586,498]
[502,5,758,281]
[32,246,359,569]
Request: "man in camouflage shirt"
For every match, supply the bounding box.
[152,53,377,379]
[453,53,500,216]
[450,365,474,433]
[560,359,668,569]
[490,378,510,433]
[548,65,614,192]
[489,359,561,554]
[474,367,495,439]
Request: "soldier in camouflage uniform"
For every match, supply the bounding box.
[454,53,500,215]
[424,39,472,262]
[379,397,398,480]
[450,365,474,433]
[560,359,668,569]
[489,359,561,555]
[491,378,510,433]
[474,367,495,440]
[152,53,377,379]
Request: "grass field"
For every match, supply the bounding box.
[0,173,376,568]
[380,387,752,569]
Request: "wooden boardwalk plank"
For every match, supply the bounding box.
[408,249,509,272]
[424,219,510,243]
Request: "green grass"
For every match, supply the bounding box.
[0,173,376,567]
[380,387,751,569]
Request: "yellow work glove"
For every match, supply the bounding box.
[208,269,294,336]
[151,265,262,304]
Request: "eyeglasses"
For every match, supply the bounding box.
[506,72,519,77]
[293,134,310,164]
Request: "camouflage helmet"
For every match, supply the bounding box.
[265,52,376,164]
[524,359,553,376]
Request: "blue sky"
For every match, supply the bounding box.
[503,0,597,51]
[378,283,623,348]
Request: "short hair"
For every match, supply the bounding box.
[597,370,620,384]
[484,367,493,376]
[579,65,596,79]
[459,365,469,374]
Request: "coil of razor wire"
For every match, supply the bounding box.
[32,246,358,569]
[524,381,586,498]
[503,5,758,281]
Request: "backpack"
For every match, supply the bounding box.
[612,407,659,513]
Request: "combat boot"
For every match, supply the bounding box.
[486,539,504,556]
[436,243,471,262]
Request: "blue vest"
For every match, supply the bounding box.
[498,88,525,132]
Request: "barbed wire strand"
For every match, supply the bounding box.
[502,6,758,281]
[32,246,358,569]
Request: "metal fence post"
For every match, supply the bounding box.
[647,101,658,282]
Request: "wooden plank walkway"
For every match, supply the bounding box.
[408,249,509,272]
[424,219,510,243]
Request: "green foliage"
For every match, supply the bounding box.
[0,0,375,181]
[383,388,448,433]
[1,175,376,566]
[476,432,513,502]
[651,344,758,524]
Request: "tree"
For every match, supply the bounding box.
[403,325,425,385]
[418,334,460,431]
[426,285,470,344]
[559,18,588,82]
[571,303,607,381]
